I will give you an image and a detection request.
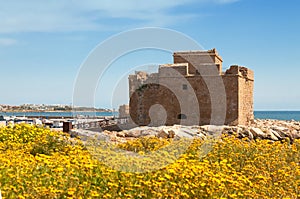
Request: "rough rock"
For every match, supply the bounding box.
[265,129,279,141]
[125,129,142,138]
[250,127,266,139]
[168,130,176,138]
[116,131,126,137]
[157,129,169,138]
[74,119,300,144]
[269,129,283,140]
[290,130,300,139]
[272,126,289,132]
[244,130,254,140]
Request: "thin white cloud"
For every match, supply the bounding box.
[0,38,17,46]
[0,0,239,33]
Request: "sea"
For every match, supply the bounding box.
[1,111,300,121]
[254,111,300,121]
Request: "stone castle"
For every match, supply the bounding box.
[127,49,254,126]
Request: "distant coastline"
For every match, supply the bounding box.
[0,104,113,113]
[0,111,117,118]
[2,109,113,113]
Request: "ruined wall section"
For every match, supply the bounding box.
[128,71,159,97]
[128,71,159,125]
[237,67,254,125]
[223,65,254,125]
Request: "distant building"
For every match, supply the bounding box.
[118,105,131,125]
[128,49,254,126]
[118,104,130,118]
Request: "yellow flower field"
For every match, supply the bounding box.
[0,124,299,198]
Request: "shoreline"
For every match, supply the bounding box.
[0,110,113,113]
[68,119,300,144]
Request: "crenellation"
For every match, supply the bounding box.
[128,71,159,97]
[224,65,254,81]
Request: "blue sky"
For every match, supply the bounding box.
[0,0,299,110]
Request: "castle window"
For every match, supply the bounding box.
[177,114,187,119]
[182,84,188,90]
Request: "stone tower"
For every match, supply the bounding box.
[128,49,254,126]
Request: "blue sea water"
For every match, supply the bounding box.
[254,111,300,121]
[1,111,300,121]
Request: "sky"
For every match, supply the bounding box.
[0,0,299,110]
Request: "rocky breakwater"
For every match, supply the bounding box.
[249,119,300,142]
[97,119,300,143]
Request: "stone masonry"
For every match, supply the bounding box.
[118,104,130,118]
[128,49,254,126]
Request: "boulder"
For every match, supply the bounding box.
[244,130,254,140]
[269,129,283,140]
[125,129,142,138]
[116,131,126,137]
[290,130,300,139]
[265,129,279,141]
[168,130,176,138]
[272,126,289,132]
[176,130,194,138]
[275,130,289,138]
[157,129,169,138]
[141,129,158,137]
[110,135,118,142]
[196,132,206,139]
[237,132,246,139]
[250,127,266,139]
[89,119,300,143]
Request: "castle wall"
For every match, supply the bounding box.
[128,50,254,126]
[222,71,240,125]
[223,65,254,125]
[129,75,249,126]
[238,67,254,125]
[174,50,223,75]
[128,71,158,97]
[129,84,181,126]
